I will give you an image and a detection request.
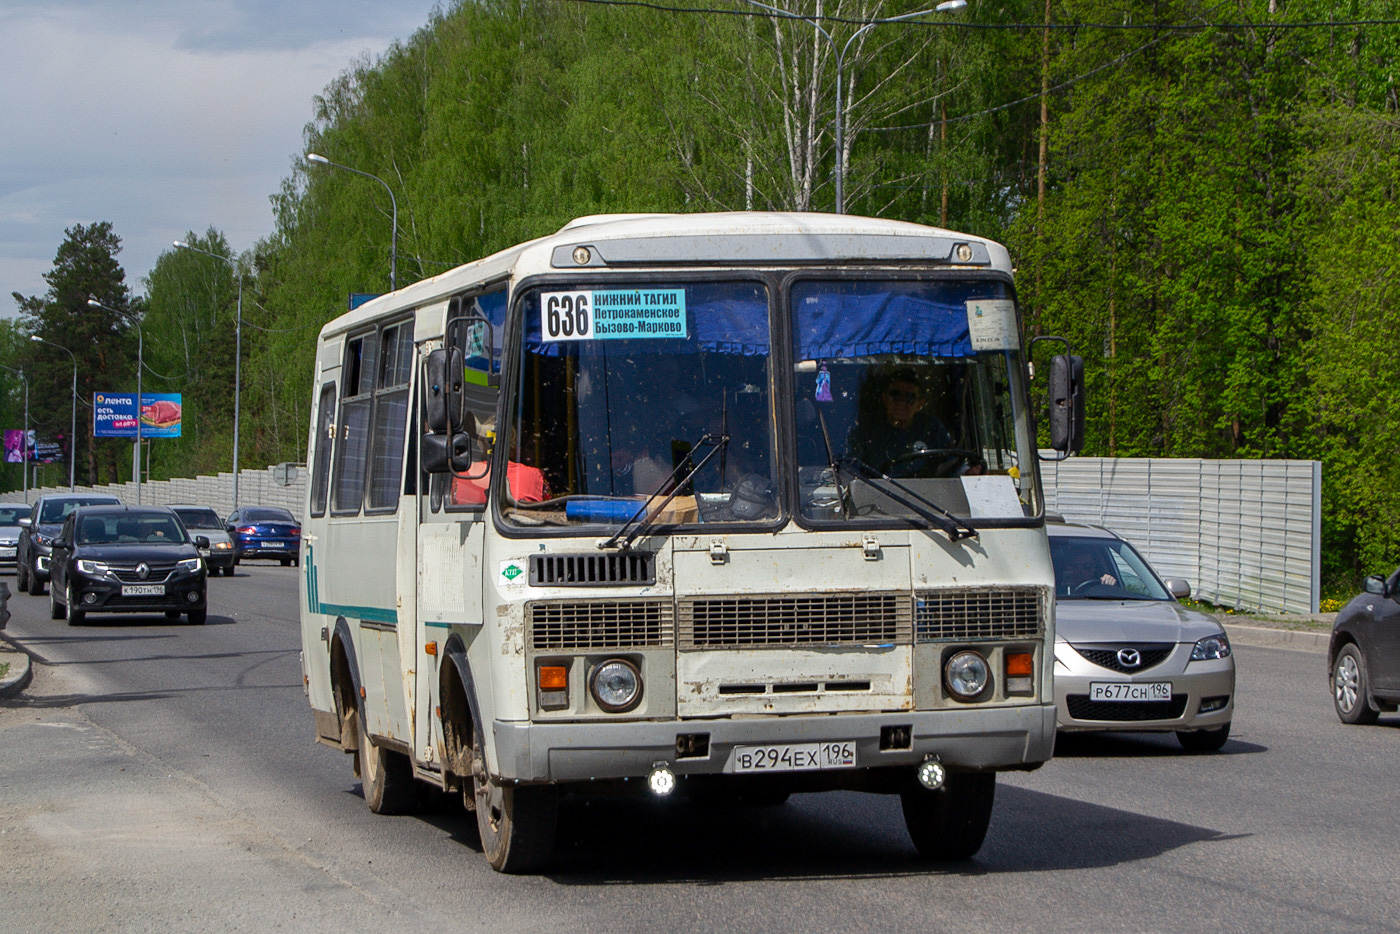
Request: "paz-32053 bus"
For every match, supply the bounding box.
[299,212,1084,872]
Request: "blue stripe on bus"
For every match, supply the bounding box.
[319,602,399,625]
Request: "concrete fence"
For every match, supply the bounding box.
[12,456,1321,615]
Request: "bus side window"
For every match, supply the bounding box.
[310,382,336,517]
[366,320,414,513]
[332,332,376,515]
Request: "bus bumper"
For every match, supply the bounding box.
[489,703,1056,784]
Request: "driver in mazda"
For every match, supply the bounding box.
[1058,545,1119,594]
[847,369,954,472]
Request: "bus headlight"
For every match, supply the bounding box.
[944,650,990,700]
[589,658,642,713]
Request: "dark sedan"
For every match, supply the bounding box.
[225,506,301,566]
[1329,565,1400,724]
[48,505,209,626]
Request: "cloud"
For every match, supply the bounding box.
[1,0,438,311]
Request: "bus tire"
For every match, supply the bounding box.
[473,752,557,873]
[358,707,418,815]
[900,770,995,861]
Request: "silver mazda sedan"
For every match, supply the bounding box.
[1048,521,1235,751]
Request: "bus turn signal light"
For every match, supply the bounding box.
[539,666,568,690]
[1005,652,1034,695]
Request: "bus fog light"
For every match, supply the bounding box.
[647,763,676,796]
[590,658,642,713]
[916,757,946,790]
[945,650,990,700]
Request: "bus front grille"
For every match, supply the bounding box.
[678,593,911,650]
[529,552,655,587]
[915,588,1045,641]
[528,599,674,650]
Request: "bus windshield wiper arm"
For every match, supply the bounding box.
[844,457,978,542]
[601,432,729,551]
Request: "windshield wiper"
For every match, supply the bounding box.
[844,457,978,542]
[601,432,730,551]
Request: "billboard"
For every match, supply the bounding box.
[2,430,63,464]
[93,393,183,438]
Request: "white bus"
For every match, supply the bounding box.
[299,212,1084,872]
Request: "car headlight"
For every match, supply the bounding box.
[589,658,642,713]
[212,541,233,551]
[177,558,203,574]
[76,559,110,575]
[944,650,991,700]
[1191,633,1232,660]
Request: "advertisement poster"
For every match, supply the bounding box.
[3,429,24,463]
[93,393,183,438]
[0,430,59,463]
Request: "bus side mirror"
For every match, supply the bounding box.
[422,432,476,474]
[1049,354,1085,453]
[425,347,466,434]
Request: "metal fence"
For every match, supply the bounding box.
[1042,457,1321,615]
[13,456,1321,615]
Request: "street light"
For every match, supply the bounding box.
[305,152,398,291]
[174,240,244,508]
[29,335,77,491]
[0,364,29,501]
[741,0,967,213]
[87,298,143,504]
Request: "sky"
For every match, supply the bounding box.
[0,0,444,316]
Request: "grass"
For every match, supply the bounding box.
[0,660,8,680]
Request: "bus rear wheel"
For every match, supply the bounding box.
[472,751,556,873]
[358,707,418,815]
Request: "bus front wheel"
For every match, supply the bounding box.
[472,751,557,873]
[900,770,996,861]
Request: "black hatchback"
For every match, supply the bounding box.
[48,505,209,626]
[1329,564,1400,723]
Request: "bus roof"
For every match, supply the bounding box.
[316,211,1011,341]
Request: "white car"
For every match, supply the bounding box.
[0,502,27,572]
[1048,521,1235,752]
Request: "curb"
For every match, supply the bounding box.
[1223,622,1329,654]
[0,646,33,698]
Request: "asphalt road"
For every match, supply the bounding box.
[2,565,1398,932]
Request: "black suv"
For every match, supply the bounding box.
[17,493,122,595]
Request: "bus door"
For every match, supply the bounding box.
[413,297,502,764]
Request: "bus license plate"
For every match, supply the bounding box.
[122,584,165,597]
[1089,681,1171,702]
[732,741,856,773]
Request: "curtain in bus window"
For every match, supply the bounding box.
[791,280,980,360]
[310,383,336,516]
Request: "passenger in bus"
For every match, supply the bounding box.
[847,368,954,471]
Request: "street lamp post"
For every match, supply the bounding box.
[29,336,77,490]
[305,152,398,291]
[174,240,243,508]
[87,298,143,504]
[741,0,967,213]
[0,364,29,501]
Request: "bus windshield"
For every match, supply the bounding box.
[500,280,776,527]
[789,278,1039,523]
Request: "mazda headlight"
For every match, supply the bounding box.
[76,559,110,576]
[177,558,203,574]
[944,650,991,700]
[1191,633,1232,660]
[589,658,642,713]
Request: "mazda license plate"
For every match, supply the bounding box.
[1089,681,1171,702]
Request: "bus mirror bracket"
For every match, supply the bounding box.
[425,346,466,434]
